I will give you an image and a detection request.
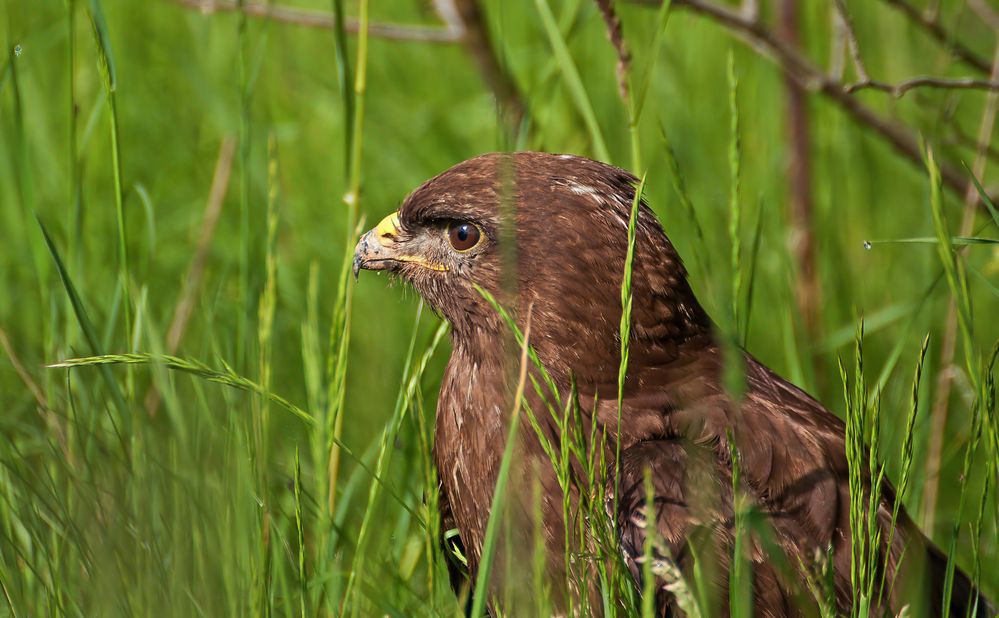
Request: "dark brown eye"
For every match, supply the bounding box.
[448,222,481,252]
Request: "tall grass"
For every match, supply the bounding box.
[1,0,998,616]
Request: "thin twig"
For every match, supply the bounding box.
[145,136,236,416]
[777,0,821,343]
[829,4,847,81]
[880,0,992,74]
[941,117,999,165]
[969,0,999,32]
[0,327,69,458]
[594,0,633,102]
[846,76,999,97]
[0,328,49,411]
[626,0,997,205]
[167,0,463,42]
[831,0,869,82]
[168,138,236,353]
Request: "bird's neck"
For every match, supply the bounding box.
[434,335,513,565]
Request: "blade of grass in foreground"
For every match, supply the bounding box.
[294,447,307,618]
[37,216,130,444]
[50,352,313,425]
[741,202,764,346]
[324,0,369,533]
[470,304,534,618]
[962,161,999,230]
[728,430,752,616]
[87,0,131,361]
[641,467,656,618]
[878,334,929,603]
[631,0,674,132]
[927,146,978,383]
[610,174,646,610]
[330,0,354,169]
[726,49,742,342]
[533,0,610,162]
[235,0,251,369]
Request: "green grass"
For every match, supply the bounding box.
[2,0,999,616]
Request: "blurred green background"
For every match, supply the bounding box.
[1,0,997,615]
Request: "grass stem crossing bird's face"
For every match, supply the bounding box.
[352,152,708,381]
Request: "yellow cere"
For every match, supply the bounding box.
[372,210,449,272]
[375,211,401,241]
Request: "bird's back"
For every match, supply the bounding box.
[609,342,992,616]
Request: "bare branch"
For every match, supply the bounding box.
[846,76,999,96]
[880,0,992,74]
[167,0,463,42]
[170,0,526,131]
[594,0,633,102]
[625,0,995,204]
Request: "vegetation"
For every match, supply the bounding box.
[1,0,997,615]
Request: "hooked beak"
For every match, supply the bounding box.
[353,211,403,278]
[352,211,449,279]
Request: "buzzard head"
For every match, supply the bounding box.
[353,152,709,384]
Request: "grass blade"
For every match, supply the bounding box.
[533,0,611,162]
[470,305,534,617]
[87,0,131,357]
[37,217,130,437]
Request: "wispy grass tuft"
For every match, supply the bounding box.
[840,319,887,618]
[878,332,929,605]
[50,352,314,425]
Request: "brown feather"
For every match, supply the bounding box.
[355,152,992,616]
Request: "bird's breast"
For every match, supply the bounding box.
[434,346,510,566]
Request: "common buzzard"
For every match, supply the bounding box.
[353,152,991,616]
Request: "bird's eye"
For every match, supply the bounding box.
[447,222,481,252]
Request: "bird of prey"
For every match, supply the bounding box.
[353,152,992,616]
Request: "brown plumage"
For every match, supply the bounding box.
[353,152,991,616]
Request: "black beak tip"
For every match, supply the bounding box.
[352,254,362,280]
